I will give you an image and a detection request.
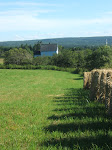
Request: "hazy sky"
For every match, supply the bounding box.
[0,0,112,41]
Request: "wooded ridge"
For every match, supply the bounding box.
[0,36,112,48]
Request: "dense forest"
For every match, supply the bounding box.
[0,36,112,48]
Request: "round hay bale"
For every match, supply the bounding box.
[83,72,91,89]
[99,71,107,103]
[105,71,112,114]
[90,70,101,101]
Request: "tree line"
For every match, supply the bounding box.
[0,42,112,72]
[0,42,41,58]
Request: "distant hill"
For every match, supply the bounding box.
[0,36,112,48]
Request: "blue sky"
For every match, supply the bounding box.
[0,0,112,41]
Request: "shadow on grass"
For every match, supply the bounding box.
[73,77,83,80]
[42,88,112,149]
[43,135,112,150]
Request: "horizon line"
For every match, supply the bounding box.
[0,35,112,43]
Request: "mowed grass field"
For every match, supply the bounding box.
[0,69,112,150]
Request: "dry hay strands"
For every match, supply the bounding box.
[83,72,91,89]
[90,70,102,101]
[99,71,107,103]
[105,71,112,115]
[109,87,112,115]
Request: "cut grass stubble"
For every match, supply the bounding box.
[0,69,112,150]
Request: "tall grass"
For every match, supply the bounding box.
[0,69,112,150]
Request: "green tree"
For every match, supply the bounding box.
[4,48,33,65]
[33,56,51,66]
[85,46,111,70]
[51,50,76,68]
[20,44,33,55]
[33,42,41,55]
[75,51,85,68]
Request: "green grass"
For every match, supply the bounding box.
[0,69,112,150]
[0,58,3,64]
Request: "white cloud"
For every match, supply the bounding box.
[0,13,112,32]
[0,9,54,17]
[1,1,112,33]
[0,1,57,19]
[0,1,112,40]
[0,2,57,7]
[15,32,65,41]
[0,10,112,31]
[15,35,25,41]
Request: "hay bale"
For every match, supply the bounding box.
[85,69,112,115]
[83,72,91,89]
[90,70,102,101]
[99,71,107,103]
[105,71,112,114]
[83,69,112,115]
[109,87,112,115]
